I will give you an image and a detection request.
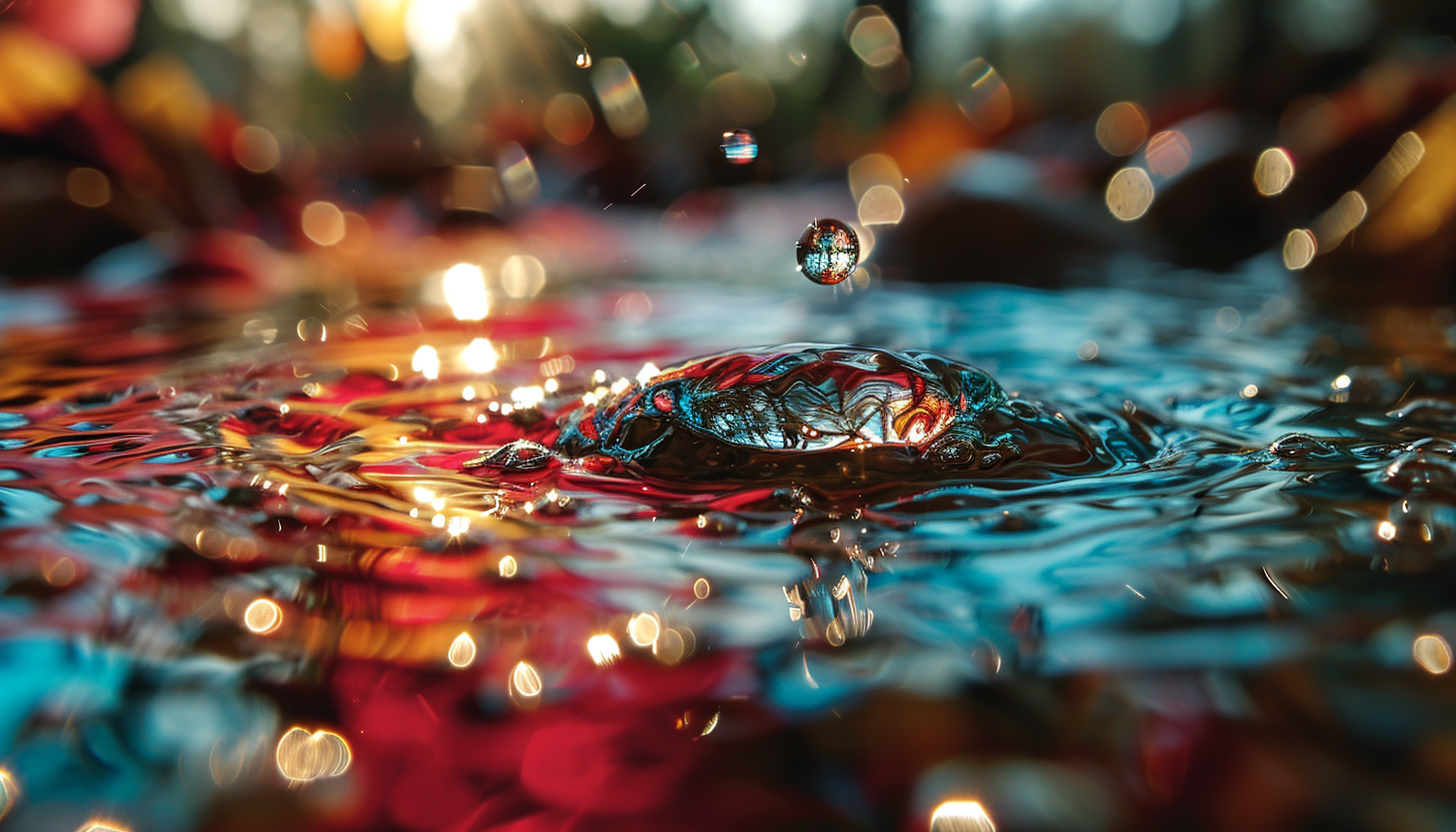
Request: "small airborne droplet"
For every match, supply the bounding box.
[796,219,860,285]
[575,50,591,69]
[720,129,757,164]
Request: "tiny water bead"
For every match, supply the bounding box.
[575,50,591,69]
[796,219,859,285]
[720,129,758,164]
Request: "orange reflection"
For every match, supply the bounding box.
[301,200,347,246]
[307,7,366,80]
[955,59,1012,134]
[1096,102,1149,156]
[0,26,92,134]
[1145,130,1192,178]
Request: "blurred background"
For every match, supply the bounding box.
[2,0,1456,305]
[7,4,1456,832]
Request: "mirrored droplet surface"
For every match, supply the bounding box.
[796,218,859,285]
[720,129,758,164]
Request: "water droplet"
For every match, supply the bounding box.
[720,129,758,164]
[796,219,859,285]
[575,49,591,69]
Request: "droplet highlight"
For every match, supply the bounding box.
[796,219,860,285]
[720,129,758,164]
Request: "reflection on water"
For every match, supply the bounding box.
[1,254,1456,831]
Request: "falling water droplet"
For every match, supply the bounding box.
[796,219,860,285]
[720,129,758,164]
[575,49,591,69]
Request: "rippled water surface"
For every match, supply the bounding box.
[2,255,1456,832]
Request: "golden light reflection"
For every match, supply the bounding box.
[544,93,594,145]
[276,726,352,782]
[411,345,441,380]
[592,57,649,138]
[447,165,504,213]
[858,184,905,226]
[115,54,209,144]
[1377,520,1397,541]
[354,0,411,63]
[442,263,489,321]
[447,632,477,668]
[1254,148,1295,196]
[1095,102,1149,156]
[849,13,902,68]
[0,769,16,821]
[43,555,76,586]
[77,822,130,832]
[510,660,543,699]
[462,338,498,373]
[499,554,518,578]
[232,125,281,173]
[693,578,710,599]
[500,255,546,298]
[628,612,661,647]
[1311,190,1367,251]
[1145,130,1192,178]
[1106,167,1154,221]
[301,200,346,246]
[65,168,110,208]
[1362,104,1455,254]
[930,800,996,832]
[636,362,661,385]
[954,58,1012,134]
[306,7,366,80]
[1282,229,1317,270]
[0,27,91,135]
[848,154,904,204]
[1414,634,1453,674]
[1359,131,1426,214]
[587,633,622,666]
[243,599,282,634]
